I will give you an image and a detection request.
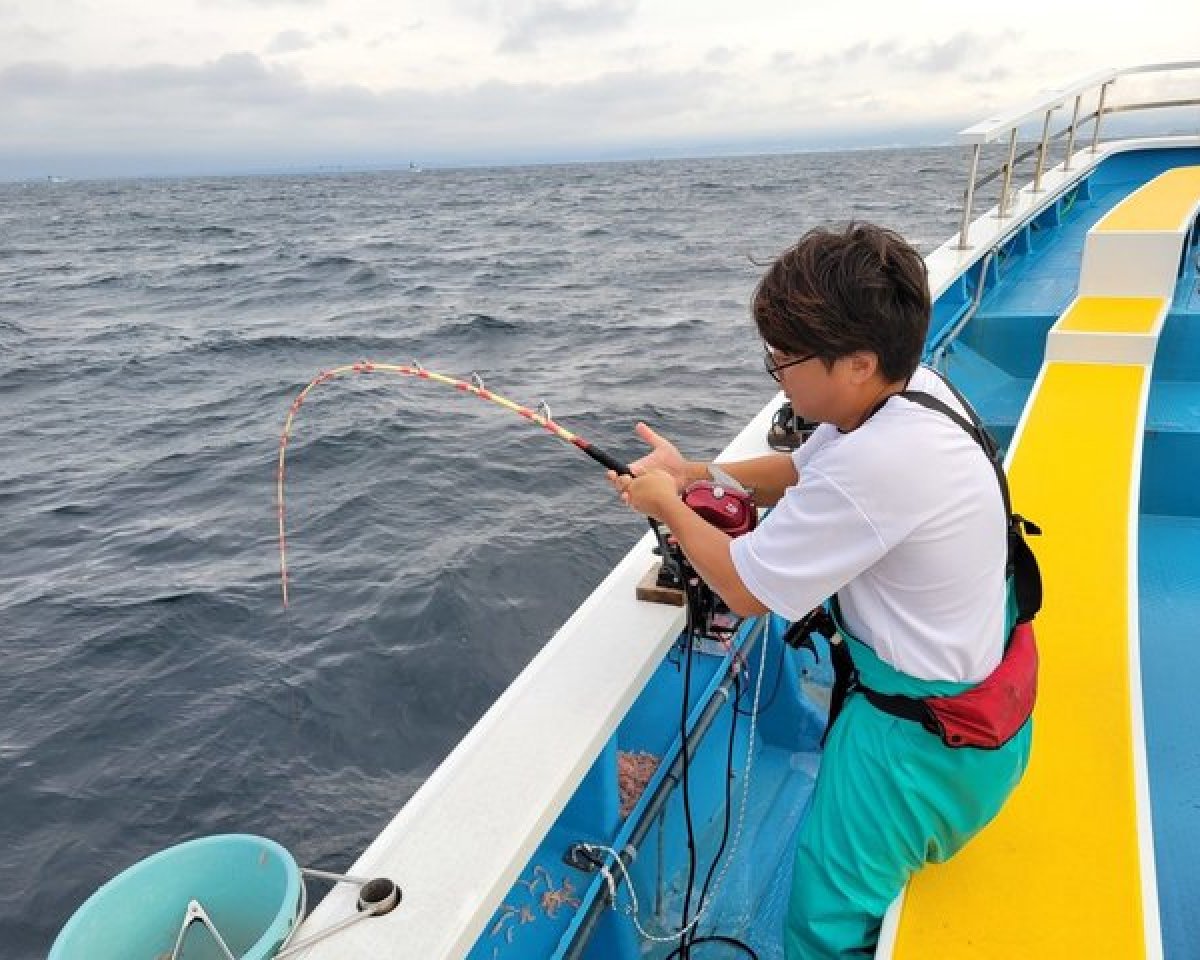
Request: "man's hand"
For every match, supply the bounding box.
[608,468,679,522]
[629,422,690,493]
[608,465,767,618]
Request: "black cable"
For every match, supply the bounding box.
[665,934,759,959]
[676,575,701,959]
[671,576,759,960]
[683,672,740,955]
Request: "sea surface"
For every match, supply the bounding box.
[1,148,973,956]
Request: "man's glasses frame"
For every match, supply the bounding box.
[763,348,817,382]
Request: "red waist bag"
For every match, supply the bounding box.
[923,621,1037,748]
[861,621,1038,749]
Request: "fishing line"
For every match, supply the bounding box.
[276,360,653,607]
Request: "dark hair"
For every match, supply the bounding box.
[752,222,931,382]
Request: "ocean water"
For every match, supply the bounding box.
[0,148,970,956]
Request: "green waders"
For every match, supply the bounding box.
[784,622,1032,959]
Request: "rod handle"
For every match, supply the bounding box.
[581,442,633,477]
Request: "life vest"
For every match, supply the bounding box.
[793,372,1043,750]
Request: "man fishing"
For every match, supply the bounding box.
[609,222,1033,959]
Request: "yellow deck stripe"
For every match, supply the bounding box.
[1055,296,1162,335]
[1095,166,1200,232]
[891,362,1149,958]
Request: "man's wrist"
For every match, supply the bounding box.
[679,461,710,489]
[706,463,751,497]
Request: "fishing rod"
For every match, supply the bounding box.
[276,360,651,607]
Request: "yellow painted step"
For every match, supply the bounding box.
[1095,166,1200,232]
[891,363,1151,959]
[1055,297,1163,335]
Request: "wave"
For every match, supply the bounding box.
[179,260,246,276]
[45,502,92,517]
[78,320,176,345]
[428,312,520,337]
[0,352,118,390]
[304,255,363,272]
[347,265,389,286]
[65,273,124,290]
[176,331,423,359]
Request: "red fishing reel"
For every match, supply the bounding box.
[645,477,757,642]
[681,480,757,538]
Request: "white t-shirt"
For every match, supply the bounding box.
[730,366,1008,683]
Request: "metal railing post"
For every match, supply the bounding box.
[997,128,1019,218]
[1091,82,1110,153]
[957,143,982,250]
[1063,94,1083,170]
[1032,109,1054,192]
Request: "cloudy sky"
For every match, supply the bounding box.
[2,0,1198,178]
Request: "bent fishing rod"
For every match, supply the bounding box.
[277,360,655,607]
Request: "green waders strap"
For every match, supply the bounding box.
[823,595,976,746]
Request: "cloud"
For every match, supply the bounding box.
[265,23,349,55]
[965,65,1014,85]
[0,44,973,179]
[780,34,1004,78]
[6,21,55,47]
[201,0,324,7]
[0,52,733,170]
[266,30,314,54]
[364,21,424,49]
[704,46,737,67]
[496,0,636,54]
[893,32,995,72]
[1,53,308,112]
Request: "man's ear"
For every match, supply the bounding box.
[845,350,879,384]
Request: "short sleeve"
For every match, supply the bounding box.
[730,467,888,621]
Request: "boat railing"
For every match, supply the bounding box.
[955,60,1200,249]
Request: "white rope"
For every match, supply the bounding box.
[274,908,373,958]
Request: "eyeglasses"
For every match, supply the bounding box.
[763,347,817,382]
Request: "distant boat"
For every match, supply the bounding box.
[46,176,67,183]
[408,162,423,173]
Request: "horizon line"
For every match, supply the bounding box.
[2,135,972,185]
